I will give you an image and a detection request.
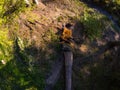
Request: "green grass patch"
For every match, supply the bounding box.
[0,28,13,68]
[80,8,107,40]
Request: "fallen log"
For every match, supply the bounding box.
[64,50,73,90]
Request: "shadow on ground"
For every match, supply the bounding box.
[0,36,60,90]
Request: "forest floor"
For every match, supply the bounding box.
[18,1,120,90]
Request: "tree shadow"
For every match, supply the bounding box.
[0,36,60,90]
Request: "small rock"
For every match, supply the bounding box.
[1,60,6,65]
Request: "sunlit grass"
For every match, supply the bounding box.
[0,29,13,68]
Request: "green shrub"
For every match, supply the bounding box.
[81,8,105,40]
[0,29,13,66]
[1,0,26,24]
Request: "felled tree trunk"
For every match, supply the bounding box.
[64,51,73,90]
